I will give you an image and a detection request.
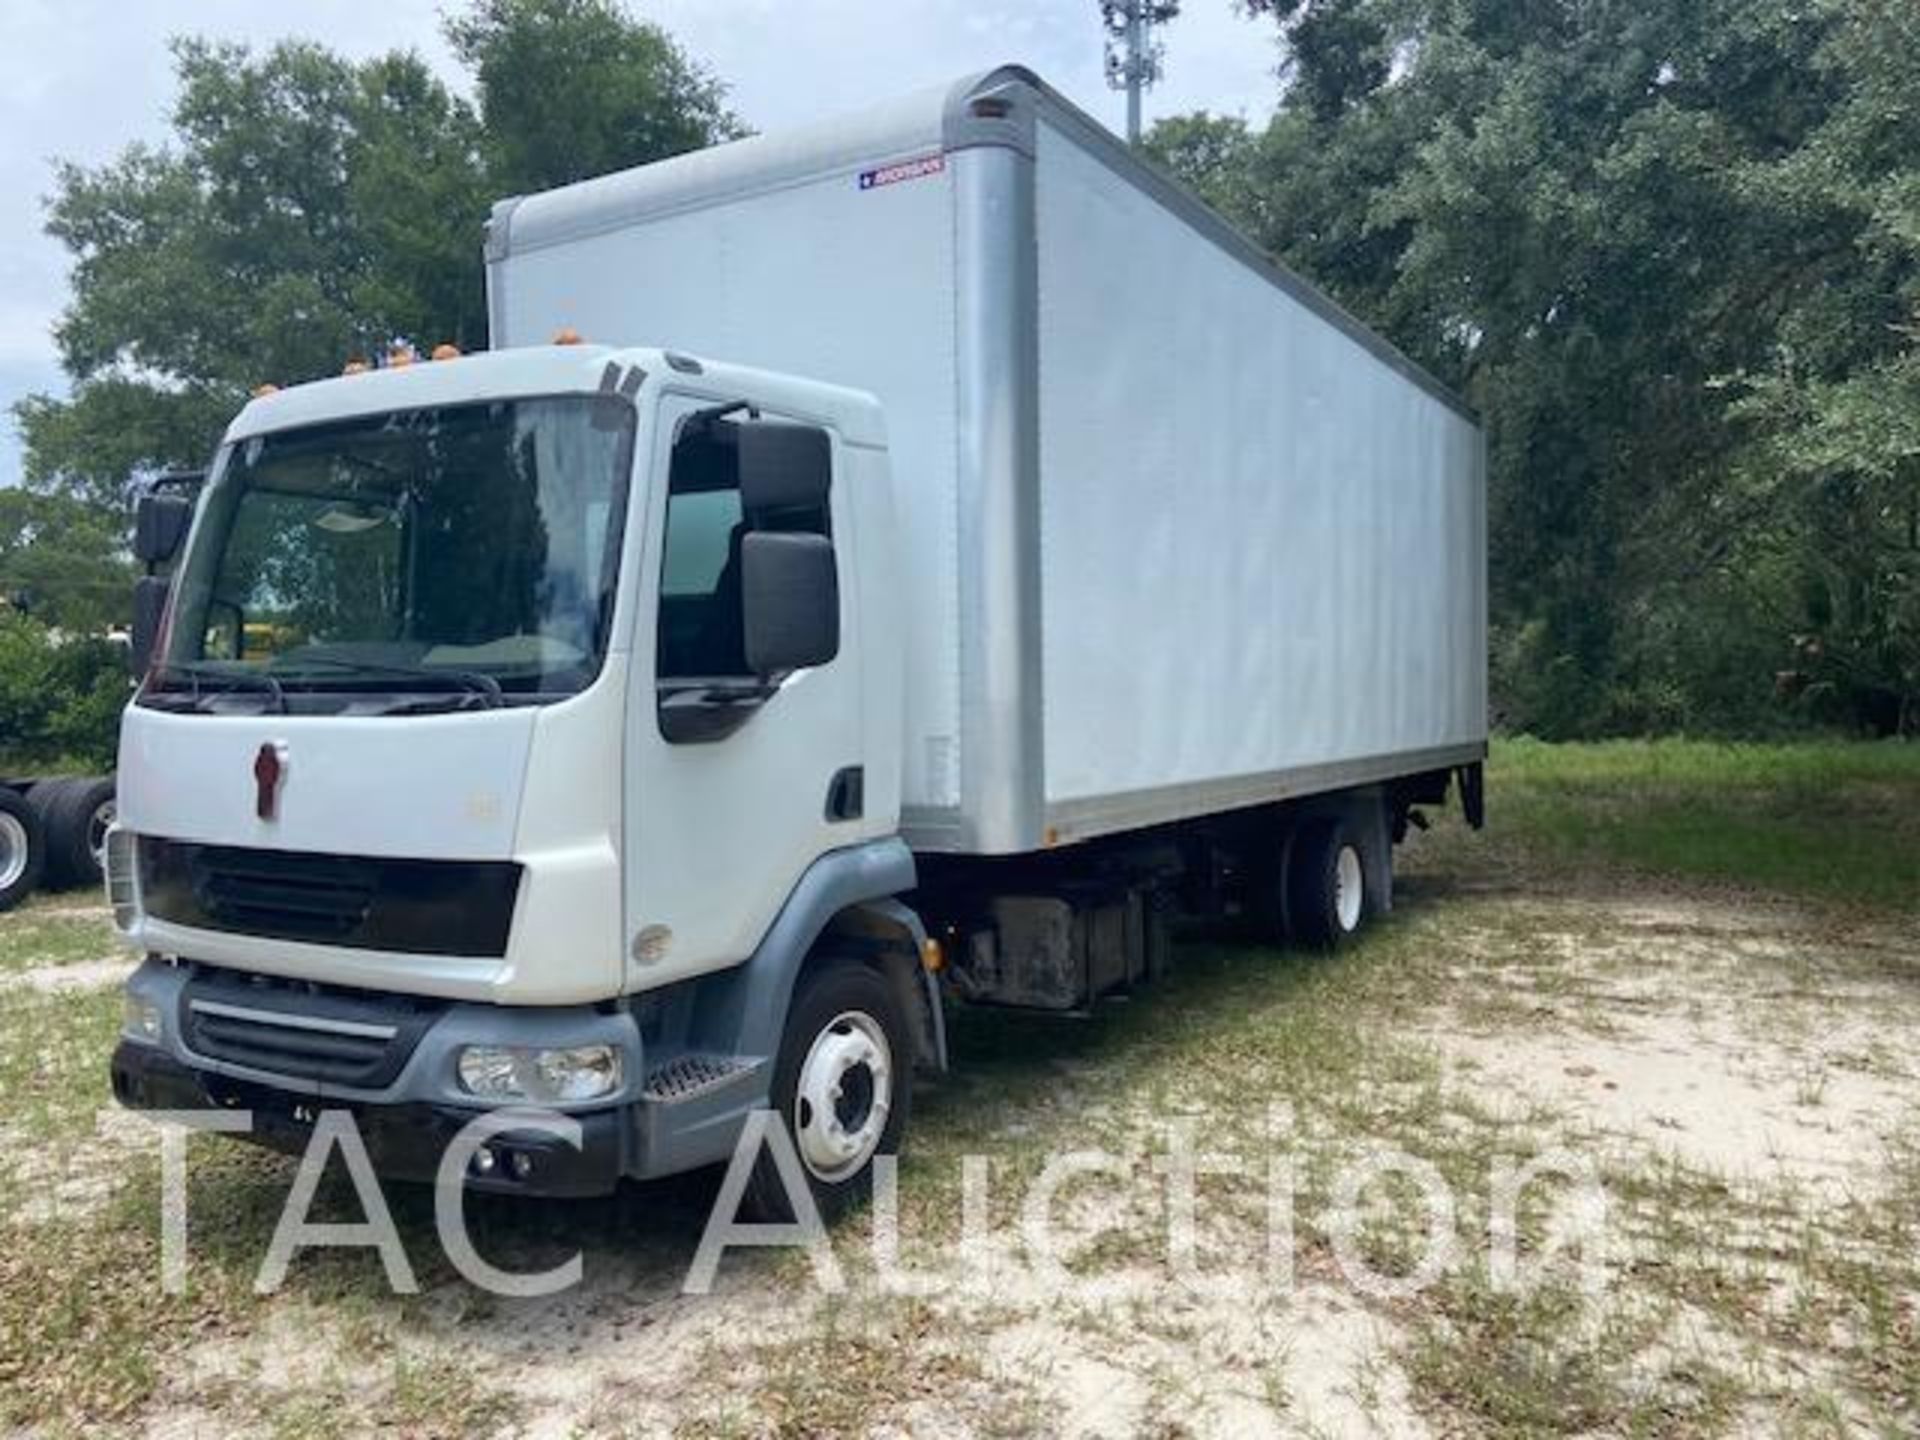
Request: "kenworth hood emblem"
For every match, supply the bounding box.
[253,742,287,820]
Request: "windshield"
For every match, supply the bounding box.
[151,394,634,711]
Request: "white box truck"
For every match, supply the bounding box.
[109,68,1485,1211]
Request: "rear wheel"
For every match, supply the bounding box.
[0,789,46,913]
[744,958,910,1221]
[28,777,116,891]
[1287,818,1366,950]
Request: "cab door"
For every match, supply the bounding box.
[622,390,865,990]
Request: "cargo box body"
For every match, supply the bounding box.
[487,66,1487,857]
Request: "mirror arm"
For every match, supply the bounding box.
[681,399,759,439]
[655,678,779,745]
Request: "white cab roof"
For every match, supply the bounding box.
[224,344,888,449]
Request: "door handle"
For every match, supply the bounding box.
[825,766,864,822]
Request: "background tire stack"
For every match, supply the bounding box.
[0,775,116,911]
[29,776,117,891]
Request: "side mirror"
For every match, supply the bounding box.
[130,576,171,679]
[133,493,194,566]
[737,421,831,517]
[742,532,839,676]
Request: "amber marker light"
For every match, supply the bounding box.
[552,326,584,345]
[431,343,461,360]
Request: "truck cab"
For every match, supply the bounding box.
[111,342,937,1206]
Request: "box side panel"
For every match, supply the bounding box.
[1034,118,1486,836]
[494,165,964,813]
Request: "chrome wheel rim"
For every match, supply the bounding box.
[0,812,28,892]
[1334,844,1363,932]
[793,1009,892,1182]
[87,799,115,873]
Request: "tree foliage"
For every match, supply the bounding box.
[0,611,130,770]
[1153,0,1920,736]
[17,0,738,511]
[0,489,136,634]
[446,0,743,195]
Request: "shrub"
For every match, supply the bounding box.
[0,610,130,773]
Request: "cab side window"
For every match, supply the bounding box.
[657,479,748,678]
[655,412,833,681]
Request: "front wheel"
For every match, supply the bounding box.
[745,958,910,1221]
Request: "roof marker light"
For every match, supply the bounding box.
[552,327,584,346]
[387,345,415,368]
[342,359,369,376]
[251,383,279,398]
[431,343,461,361]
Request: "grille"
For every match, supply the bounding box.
[193,849,377,942]
[186,1000,393,1085]
[139,838,520,957]
[180,968,444,1088]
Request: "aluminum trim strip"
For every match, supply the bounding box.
[951,143,1046,853]
[188,999,399,1041]
[1044,743,1489,844]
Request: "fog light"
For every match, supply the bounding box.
[122,992,163,1043]
[105,828,138,933]
[472,1145,498,1176]
[456,1044,622,1103]
[510,1151,534,1180]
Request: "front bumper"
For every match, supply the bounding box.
[111,1040,626,1197]
[111,956,773,1197]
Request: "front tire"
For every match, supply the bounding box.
[745,958,910,1221]
[1287,818,1367,950]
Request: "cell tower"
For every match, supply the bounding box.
[1100,1,1181,144]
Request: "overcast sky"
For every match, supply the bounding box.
[0,1,1284,488]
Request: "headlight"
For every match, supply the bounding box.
[123,992,163,1043]
[456,1044,622,1103]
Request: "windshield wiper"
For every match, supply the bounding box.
[270,656,505,707]
[369,691,505,716]
[146,661,288,714]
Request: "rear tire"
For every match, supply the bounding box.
[743,958,910,1222]
[0,789,46,913]
[31,776,115,890]
[1287,818,1367,950]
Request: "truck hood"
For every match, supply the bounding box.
[117,704,537,861]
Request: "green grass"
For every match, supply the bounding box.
[0,986,122,1149]
[0,906,116,976]
[1471,737,1920,912]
